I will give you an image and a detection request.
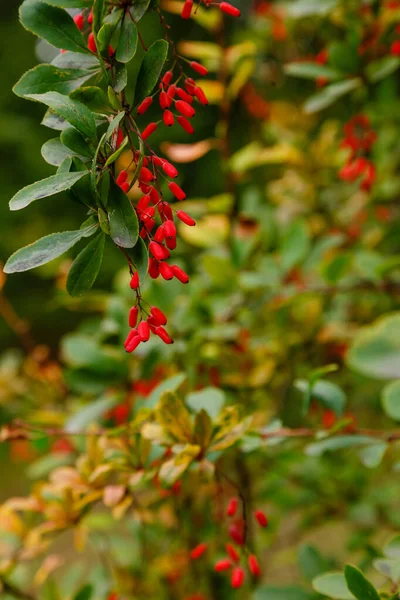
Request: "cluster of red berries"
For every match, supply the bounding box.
[71,9,115,56]
[124,292,173,351]
[181,0,240,19]
[338,115,377,191]
[189,498,268,590]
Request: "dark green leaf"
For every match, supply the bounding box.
[134,39,169,104]
[73,584,93,600]
[27,91,97,140]
[4,226,96,273]
[116,16,138,63]
[9,171,89,211]
[254,587,313,600]
[295,379,346,416]
[92,0,106,33]
[125,236,148,283]
[66,232,105,296]
[19,0,89,54]
[44,0,92,6]
[114,62,127,92]
[130,0,151,22]
[61,127,93,157]
[108,180,139,248]
[344,565,380,600]
[13,64,94,97]
[104,135,128,166]
[70,86,111,113]
[97,22,114,53]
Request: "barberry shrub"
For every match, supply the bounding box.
[1,0,400,599]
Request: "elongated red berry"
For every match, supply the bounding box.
[149,187,160,204]
[168,182,186,201]
[215,558,232,572]
[166,236,176,250]
[88,32,97,53]
[129,306,138,328]
[231,567,245,589]
[248,555,261,577]
[159,262,174,280]
[162,70,173,87]
[177,115,194,135]
[162,162,178,178]
[190,61,208,76]
[254,510,268,528]
[73,13,85,30]
[177,88,194,103]
[190,543,207,560]
[155,326,173,344]
[116,128,124,149]
[149,241,169,261]
[138,321,150,342]
[167,84,177,99]
[176,210,196,226]
[227,497,238,517]
[116,170,128,186]
[194,86,208,105]
[185,78,196,95]
[130,271,140,290]
[229,523,244,545]
[182,0,193,19]
[88,9,93,24]
[154,225,165,242]
[150,306,167,326]
[176,100,196,118]
[137,195,151,211]
[124,328,138,349]
[137,96,153,115]
[125,334,141,353]
[120,181,130,193]
[160,91,172,109]
[163,110,175,127]
[142,122,157,140]
[226,544,240,563]
[149,258,159,279]
[164,220,176,239]
[172,265,189,284]
[139,166,154,182]
[220,2,241,17]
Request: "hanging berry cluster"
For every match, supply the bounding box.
[5,0,241,352]
[338,114,377,191]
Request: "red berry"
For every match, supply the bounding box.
[227,497,238,517]
[137,195,151,211]
[87,10,93,24]
[167,84,177,99]
[176,100,196,118]
[214,559,232,572]
[177,115,194,134]
[73,13,85,30]
[163,110,175,127]
[190,61,208,76]
[162,162,178,178]
[159,202,173,220]
[142,122,157,140]
[116,170,128,187]
[225,544,240,563]
[149,241,169,261]
[190,543,207,560]
[176,88,194,104]
[248,554,261,577]
[154,225,165,242]
[116,128,124,149]
[120,181,130,193]
[194,86,208,105]
[137,96,153,115]
[124,328,138,349]
[139,166,154,182]
[220,2,241,17]
[150,306,167,326]
[159,261,174,280]
[160,91,172,109]
[138,321,150,342]
[171,265,189,284]
[130,271,140,290]
[162,70,173,86]
[229,523,244,545]
[182,0,193,19]
[231,567,245,589]
[176,210,196,226]
[391,40,400,55]
[149,258,160,279]
[129,306,138,328]
[254,510,268,528]
[149,187,160,204]
[163,220,176,239]
[88,32,97,53]
[125,335,141,353]
[155,326,173,344]
[168,182,186,201]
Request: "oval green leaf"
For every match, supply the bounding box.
[134,39,169,104]
[107,180,139,248]
[344,565,380,600]
[13,64,94,97]
[66,232,105,297]
[116,17,138,63]
[9,171,89,211]
[312,572,355,599]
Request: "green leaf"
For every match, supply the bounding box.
[382,380,400,421]
[347,313,400,380]
[130,0,151,22]
[104,135,128,166]
[52,51,100,69]
[359,442,388,468]
[284,62,341,81]
[13,64,94,97]
[295,379,346,416]
[186,387,225,419]
[61,334,126,375]
[145,374,187,409]
[158,445,200,485]
[73,584,93,600]
[305,436,382,457]
[4,226,96,273]
[9,171,89,211]
[106,111,125,141]
[70,86,111,113]
[92,0,106,33]
[66,233,105,297]
[298,545,330,581]
[285,0,338,17]
[44,0,92,6]
[125,236,149,283]
[114,62,128,93]
[61,127,93,157]
[384,535,400,559]
[344,565,380,600]
[116,16,138,63]
[280,219,310,272]
[27,91,97,140]
[41,137,82,166]
[108,180,139,248]
[156,391,193,443]
[19,0,89,54]
[254,587,312,600]
[134,39,169,104]
[304,78,362,114]
[66,395,120,433]
[366,56,400,83]
[312,572,355,599]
